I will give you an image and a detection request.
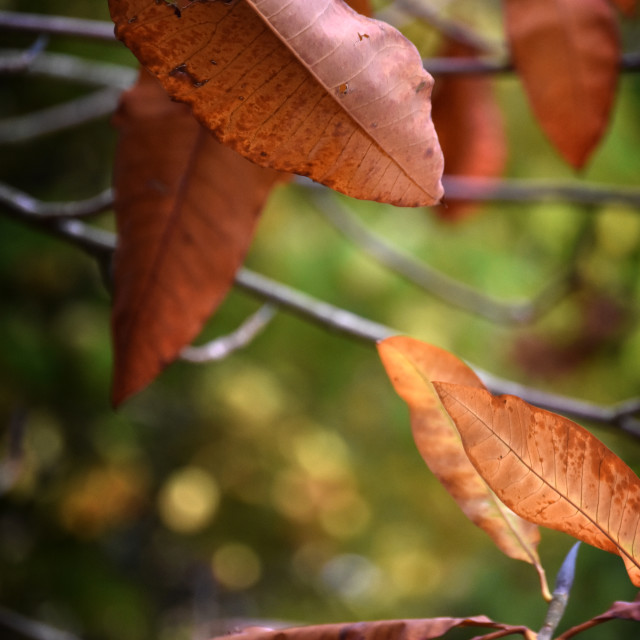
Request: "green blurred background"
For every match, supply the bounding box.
[2,1,640,639]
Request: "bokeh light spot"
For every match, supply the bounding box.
[212,543,262,590]
[157,467,219,533]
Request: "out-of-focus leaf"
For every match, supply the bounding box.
[608,0,637,15]
[108,0,443,206]
[557,598,640,639]
[217,617,536,640]
[111,69,283,405]
[378,337,549,599]
[433,382,640,588]
[504,0,620,168]
[431,40,507,221]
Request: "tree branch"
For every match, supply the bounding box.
[425,50,640,75]
[0,182,112,218]
[0,87,122,144]
[310,190,576,325]
[0,48,136,89]
[0,606,82,640]
[0,34,48,73]
[180,305,277,362]
[0,10,116,42]
[537,543,580,640]
[2,186,640,434]
[442,176,640,208]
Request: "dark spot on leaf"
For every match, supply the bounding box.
[260,151,267,157]
[415,81,427,93]
[210,59,217,65]
[128,16,138,23]
[337,83,349,95]
[238,96,244,101]
[193,79,209,88]
[169,63,187,77]
[425,147,433,158]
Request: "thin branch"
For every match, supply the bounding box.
[0,48,136,89]
[0,87,122,144]
[310,190,575,325]
[555,597,640,639]
[537,543,580,640]
[0,10,116,42]
[181,305,277,362]
[0,182,113,218]
[0,34,48,73]
[2,187,640,434]
[442,176,640,208]
[425,50,640,75]
[234,268,396,343]
[0,606,82,640]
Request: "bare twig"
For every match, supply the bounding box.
[310,190,575,325]
[0,49,136,89]
[0,10,116,42]
[0,34,48,73]
[181,305,277,362]
[0,87,122,143]
[235,268,396,343]
[425,50,640,75]
[2,187,640,434]
[555,597,640,639]
[442,176,640,208]
[537,543,580,640]
[0,182,113,218]
[0,606,82,640]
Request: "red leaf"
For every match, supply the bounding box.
[431,41,507,221]
[504,0,620,168]
[111,70,283,405]
[215,617,535,640]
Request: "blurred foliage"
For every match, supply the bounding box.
[1,2,640,640]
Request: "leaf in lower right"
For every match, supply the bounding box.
[433,381,640,588]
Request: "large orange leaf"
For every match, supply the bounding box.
[111,69,283,405]
[108,0,444,207]
[433,381,640,588]
[504,0,620,168]
[215,617,535,640]
[378,337,549,599]
[431,40,507,221]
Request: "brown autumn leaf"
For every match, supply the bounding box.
[108,0,444,207]
[504,0,620,168]
[377,336,549,599]
[111,69,283,405]
[431,40,507,221]
[216,617,536,640]
[433,381,640,588]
